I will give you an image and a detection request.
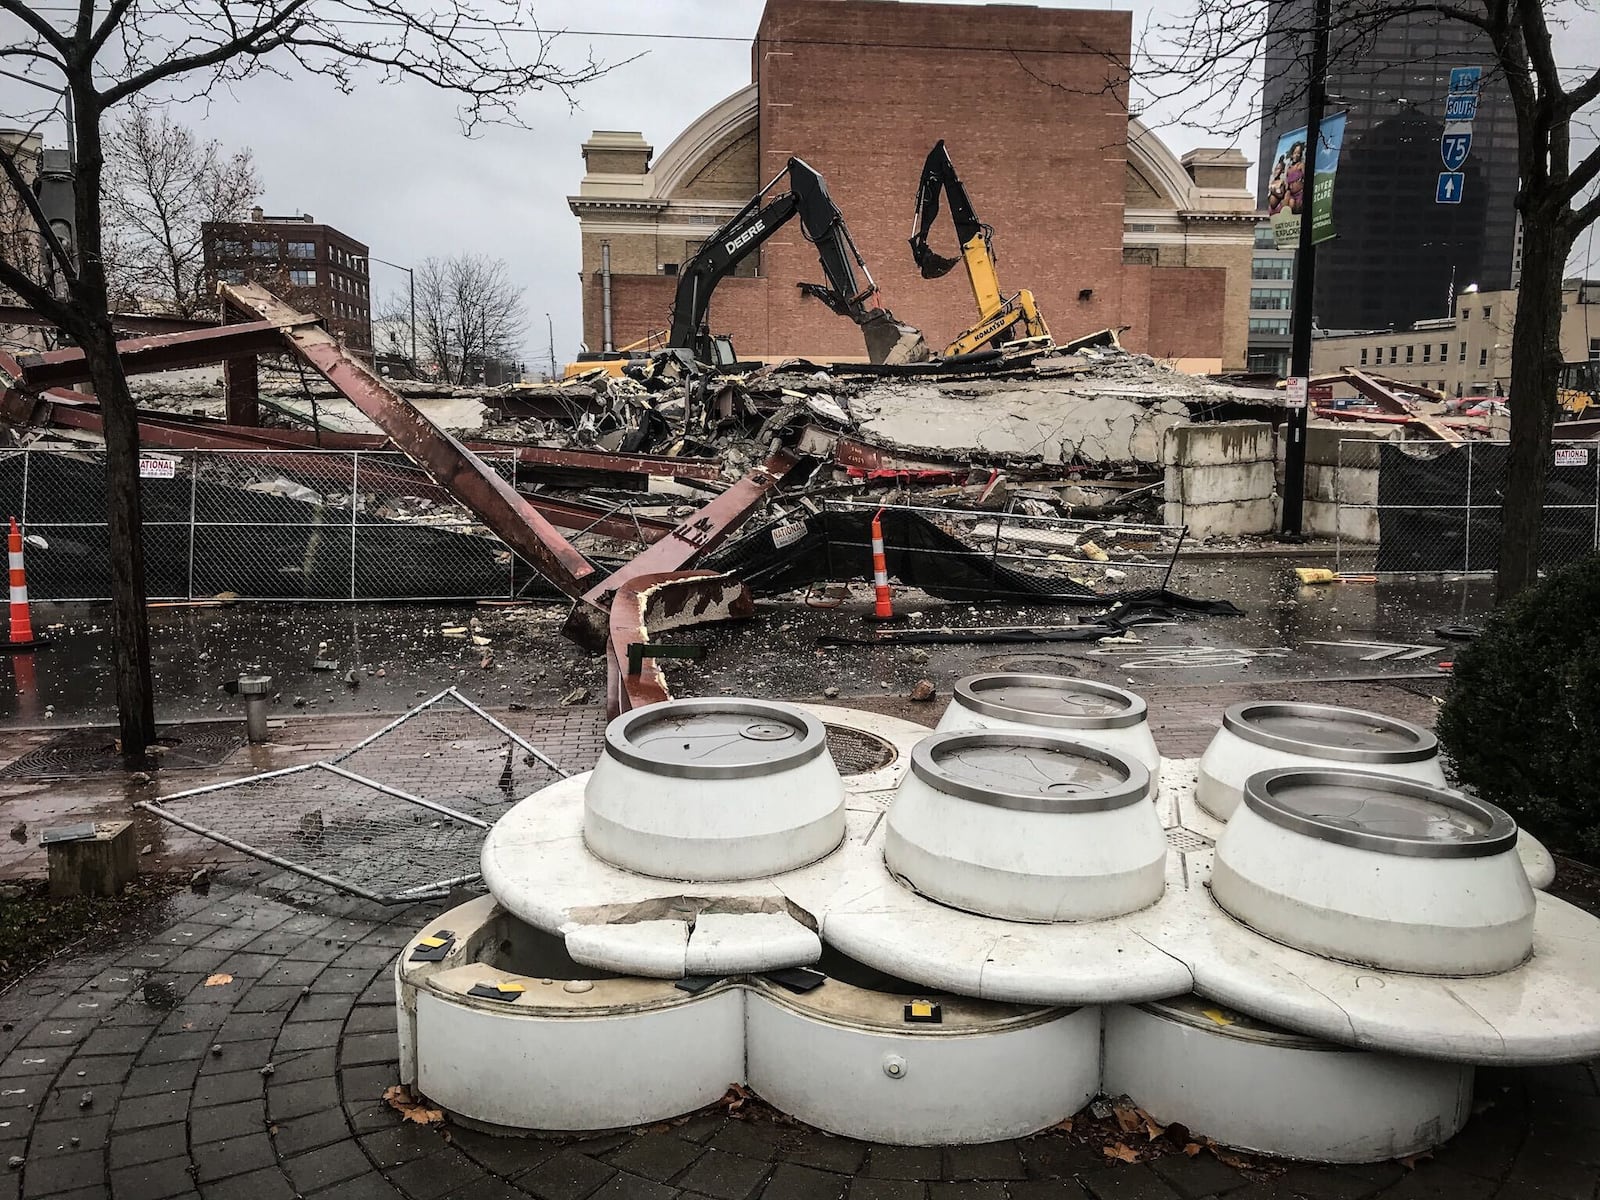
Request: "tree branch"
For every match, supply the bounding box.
[0,143,77,286]
[0,0,68,53]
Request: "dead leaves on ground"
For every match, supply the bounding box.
[1059,1096,1276,1178]
[202,973,233,987]
[384,1084,444,1126]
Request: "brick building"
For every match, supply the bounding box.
[202,209,372,355]
[569,0,1260,371]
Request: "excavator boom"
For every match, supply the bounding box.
[909,139,1052,358]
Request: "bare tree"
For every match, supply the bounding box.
[0,2,617,761]
[1142,0,1599,602]
[381,254,527,384]
[101,104,260,316]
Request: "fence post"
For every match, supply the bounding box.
[187,457,198,600]
[1334,438,1342,572]
[349,452,359,602]
[1463,441,1474,575]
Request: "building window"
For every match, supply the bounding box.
[1360,349,1368,365]
[1423,344,1432,363]
[1405,345,1414,363]
[1248,318,1291,335]
[219,239,245,257]
[1461,308,1471,320]
[1482,305,1492,320]
[289,269,315,287]
[1460,342,1468,362]
[1440,343,1449,362]
[218,268,246,284]
[1590,337,1600,361]
[1252,263,1293,280]
[288,241,316,260]
[1249,287,1291,310]
[1479,348,1489,367]
[1389,346,1398,364]
[250,239,277,256]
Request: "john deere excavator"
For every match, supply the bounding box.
[569,157,925,376]
[909,139,1052,358]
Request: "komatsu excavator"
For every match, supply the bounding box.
[909,139,1052,358]
[569,157,925,376]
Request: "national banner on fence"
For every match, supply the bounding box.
[1267,112,1347,250]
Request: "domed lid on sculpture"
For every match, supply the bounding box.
[937,674,1160,771]
[1211,767,1535,975]
[885,730,1166,922]
[583,698,846,882]
[1196,701,1445,819]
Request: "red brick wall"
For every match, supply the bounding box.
[584,274,774,356]
[1137,266,1227,362]
[752,0,1134,359]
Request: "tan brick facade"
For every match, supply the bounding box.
[570,1,1259,370]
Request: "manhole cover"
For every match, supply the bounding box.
[0,722,244,780]
[824,724,897,776]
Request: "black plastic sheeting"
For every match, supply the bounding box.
[708,507,1091,602]
[1374,443,1599,573]
[707,508,1232,615]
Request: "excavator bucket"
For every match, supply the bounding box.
[859,308,930,365]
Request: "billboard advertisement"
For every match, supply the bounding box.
[1266,111,1347,250]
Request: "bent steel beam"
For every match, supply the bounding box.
[606,570,755,717]
[15,321,295,388]
[219,283,596,598]
[565,449,798,650]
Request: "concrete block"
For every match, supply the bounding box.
[47,820,138,898]
[1164,421,1273,468]
[1169,460,1277,507]
[1167,497,1278,538]
[1306,500,1381,543]
[1305,422,1402,468]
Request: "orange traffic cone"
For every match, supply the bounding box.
[866,508,900,623]
[6,517,48,652]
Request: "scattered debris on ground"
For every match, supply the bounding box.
[0,872,183,993]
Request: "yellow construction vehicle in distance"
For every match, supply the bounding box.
[909,139,1052,358]
[1558,360,1599,418]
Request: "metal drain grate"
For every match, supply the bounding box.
[1165,827,1214,852]
[0,722,245,780]
[824,724,898,776]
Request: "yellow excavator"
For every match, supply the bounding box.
[1558,360,1599,418]
[909,139,1052,358]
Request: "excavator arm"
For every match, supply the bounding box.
[669,157,925,365]
[909,139,1051,358]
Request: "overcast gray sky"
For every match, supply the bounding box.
[2,0,1596,366]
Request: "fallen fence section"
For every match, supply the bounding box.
[1334,438,1600,575]
[710,501,1186,602]
[139,688,562,903]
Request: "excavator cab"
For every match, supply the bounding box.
[910,140,1052,359]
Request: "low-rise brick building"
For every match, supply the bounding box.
[203,208,372,355]
[570,0,1260,371]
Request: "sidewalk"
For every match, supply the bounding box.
[0,680,1594,1200]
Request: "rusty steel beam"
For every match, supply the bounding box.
[15,321,295,389]
[219,282,596,598]
[0,304,219,336]
[565,449,796,650]
[606,571,755,717]
[511,445,721,481]
[1344,369,1462,443]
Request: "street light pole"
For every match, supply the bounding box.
[1280,0,1331,538]
[369,255,415,370]
[0,68,73,169]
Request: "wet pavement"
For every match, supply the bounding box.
[0,555,1489,728]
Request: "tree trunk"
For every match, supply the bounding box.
[66,75,157,762]
[1495,208,1574,604]
[83,323,157,761]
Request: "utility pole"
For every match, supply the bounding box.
[547,313,557,380]
[370,256,416,371]
[1280,0,1330,538]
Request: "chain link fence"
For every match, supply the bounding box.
[0,447,565,601]
[1335,438,1600,574]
